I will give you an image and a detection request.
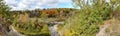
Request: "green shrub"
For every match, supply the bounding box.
[13,21,50,36]
[59,0,114,36]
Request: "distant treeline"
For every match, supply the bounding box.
[10,8,78,18]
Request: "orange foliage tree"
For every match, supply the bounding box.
[41,10,58,17]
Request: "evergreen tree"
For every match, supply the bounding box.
[0,0,11,33]
[0,0,11,18]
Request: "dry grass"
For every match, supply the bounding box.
[97,17,120,36]
[106,18,120,36]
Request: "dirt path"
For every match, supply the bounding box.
[96,21,111,36]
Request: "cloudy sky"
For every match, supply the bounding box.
[4,0,73,10]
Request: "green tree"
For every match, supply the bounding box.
[0,0,11,18]
[58,0,120,36]
[0,0,11,36]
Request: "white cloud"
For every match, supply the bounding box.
[18,3,28,9]
[4,0,18,7]
[4,0,72,10]
[59,0,72,3]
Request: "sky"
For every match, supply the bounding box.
[4,0,74,10]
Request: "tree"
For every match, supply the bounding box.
[0,0,11,36]
[72,0,120,11]
[58,0,120,36]
[0,0,11,18]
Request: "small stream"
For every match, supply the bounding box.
[48,22,64,36]
[48,24,59,36]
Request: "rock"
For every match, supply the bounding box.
[8,25,24,36]
[0,24,9,36]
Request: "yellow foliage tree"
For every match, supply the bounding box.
[64,29,72,36]
[19,13,29,23]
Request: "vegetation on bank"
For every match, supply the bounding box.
[57,0,120,36]
[10,8,76,36]
[0,0,120,36]
[0,0,77,35]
